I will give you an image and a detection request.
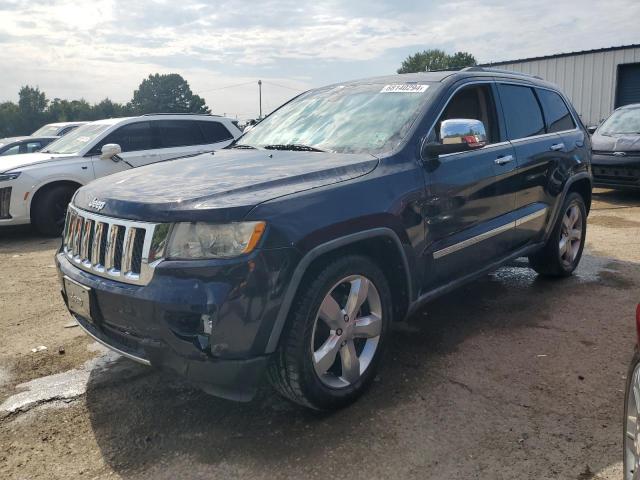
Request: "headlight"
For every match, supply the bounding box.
[166,221,266,259]
[0,172,20,182]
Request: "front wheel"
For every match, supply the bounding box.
[528,192,587,277]
[268,255,392,410]
[31,184,76,236]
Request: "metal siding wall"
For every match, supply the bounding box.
[492,46,640,125]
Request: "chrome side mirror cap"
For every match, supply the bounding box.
[440,119,487,149]
[100,143,122,160]
[422,119,487,159]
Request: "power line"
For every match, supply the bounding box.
[199,81,256,94]
[261,81,306,92]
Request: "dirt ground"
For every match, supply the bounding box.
[0,188,639,479]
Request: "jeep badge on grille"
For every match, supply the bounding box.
[88,198,106,211]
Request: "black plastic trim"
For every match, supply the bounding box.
[264,227,412,353]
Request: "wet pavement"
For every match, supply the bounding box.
[0,189,639,479]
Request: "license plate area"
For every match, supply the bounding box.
[64,276,92,321]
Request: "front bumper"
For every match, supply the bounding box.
[56,246,299,401]
[592,153,640,189]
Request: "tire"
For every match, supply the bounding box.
[528,192,587,277]
[31,184,77,236]
[623,350,640,480]
[267,254,392,410]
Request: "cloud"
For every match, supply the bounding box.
[0,0,639,119]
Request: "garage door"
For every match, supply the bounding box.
[616,63,640,108]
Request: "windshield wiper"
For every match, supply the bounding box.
[263,144,325,152]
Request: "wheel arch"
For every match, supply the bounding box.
[265,228,413,353]
[566,176,592,214]
[29,179,83,219]
[543,172,592,241]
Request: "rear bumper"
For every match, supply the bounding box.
[56,246,299,401]
[592,154,640,189]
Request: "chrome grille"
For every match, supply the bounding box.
[63,205,161,286]
[0,187,11,219]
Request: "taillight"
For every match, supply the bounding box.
[636,304,640,346]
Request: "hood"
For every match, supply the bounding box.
[591,132,640,152]
[74,149,378,222]
[0,151,72,172]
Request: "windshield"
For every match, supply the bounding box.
[31,124,61,137]
[237,82,434,154]
[599,108,640,135]
[43,123,111,154]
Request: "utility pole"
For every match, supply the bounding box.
[258,79,262,119]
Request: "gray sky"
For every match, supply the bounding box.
[1,0,639,120]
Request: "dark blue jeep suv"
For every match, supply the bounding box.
[56,67,592,410]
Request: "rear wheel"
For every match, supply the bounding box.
[31,184,76,236]
[268,255,392,410]
[528,192,587,277]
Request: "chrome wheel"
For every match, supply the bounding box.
[311,275,382,389]
[559,204,583,267]
[626,363,640,480]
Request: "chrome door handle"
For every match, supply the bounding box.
[550,143,565,151]
[494,155,514,165]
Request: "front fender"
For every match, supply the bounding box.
[264,227,412,353]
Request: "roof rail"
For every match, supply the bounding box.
[461,66,543,80]
[140,112,221,117]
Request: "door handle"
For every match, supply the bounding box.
[494,155,514,165]
[549,143,565,151]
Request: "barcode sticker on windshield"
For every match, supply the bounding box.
[380,84,429,93]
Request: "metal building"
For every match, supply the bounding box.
[484,44,640,126]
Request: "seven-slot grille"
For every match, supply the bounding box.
[63,204,159,285]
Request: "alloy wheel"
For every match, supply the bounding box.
[559,203,583,267]
[311,275,382,389]
[626,363,640,479]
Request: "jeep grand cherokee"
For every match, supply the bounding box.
[56,68,592,410]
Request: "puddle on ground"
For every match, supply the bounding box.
[496,255,625,286]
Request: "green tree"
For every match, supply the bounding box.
[91,98,131,119]
[17,86,48,134]
[397,49,477,73]
[0,102,20,137]
[129,73,210,114]
[47,98,93,123]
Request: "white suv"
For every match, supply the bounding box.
[0,114,242,235]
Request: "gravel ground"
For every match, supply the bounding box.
[0,188,639,479]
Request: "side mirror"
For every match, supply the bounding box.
[100,143,122,160]
[587,125,597,135]
[422,119,487,158]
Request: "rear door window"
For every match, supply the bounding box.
[99,122,154,152]
[497,84,546,140]
[536,89,576,133]
[199,121,234,143]
[155,120,205,148]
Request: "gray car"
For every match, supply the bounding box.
[0,136,57,157]
[591,103,640,190]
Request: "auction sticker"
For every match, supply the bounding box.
[380,84,429,93]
